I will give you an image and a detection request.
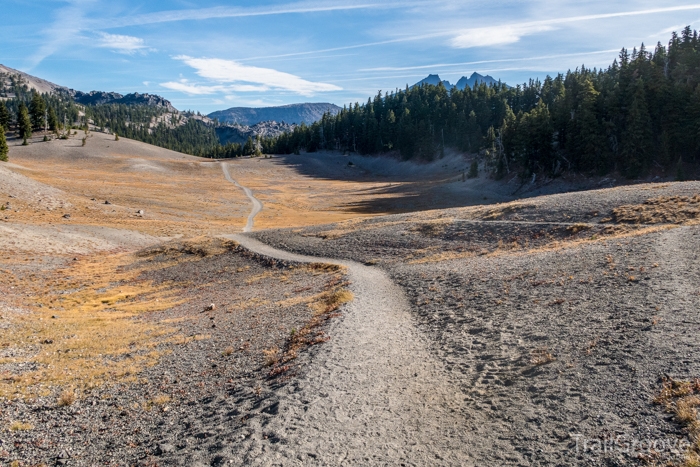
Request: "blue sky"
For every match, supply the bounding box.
[2,1,699,113]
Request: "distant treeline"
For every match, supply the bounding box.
[265,27,700,179]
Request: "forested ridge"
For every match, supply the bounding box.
[267,28,700,179]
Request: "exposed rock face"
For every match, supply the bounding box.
[73,91,177,112]
[209,103,341,126]
[216,121,296,145]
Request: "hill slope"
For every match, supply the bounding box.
[208,103,341,125]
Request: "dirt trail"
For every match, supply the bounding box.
[226,234,472,465]
[222,162,263,232]
[220,167,474,464]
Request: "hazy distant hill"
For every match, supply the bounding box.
[208,103,341,126]
[413,72,503,90]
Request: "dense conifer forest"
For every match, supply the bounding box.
[266,28,700,179]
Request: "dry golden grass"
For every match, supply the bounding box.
[57,389,76,407]
[0,252,184,400]
[530,348,556,365]
[479,203,535,220]
[612,195,700,225]
[267,274,353,377]
[655,378,700,466]
[9,421,34,432]
[263,347,281,367]
[151,394,171,406]
[6,133,250,238]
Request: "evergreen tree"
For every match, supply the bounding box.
[29,92,46,130]
[621,79,653,177]
[243,136,254,156]
[0,101,10,130]
[47,106,58,132]
[0,125,8,162]
[17,103,32,141]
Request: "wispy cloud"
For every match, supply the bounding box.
[100,1,424,28]
[451,24,555,48]
[28,0,93,68]
[450,5,700,48]
[160,80,225,95]
[360,49,621,72]
[96,32,149,54]
[167,56,341,96]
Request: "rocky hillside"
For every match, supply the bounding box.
[215,121,296,145]
[0,64,70,98]
[73,91,177,112]
[209,103,341,126]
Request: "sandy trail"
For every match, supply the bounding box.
[221,162,263,232]
[226,234,472,465]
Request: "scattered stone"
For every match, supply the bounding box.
[51,315,59,319]
[62,213,71,219]
[206,303,216,311]
[154,443,176,456]
[104,200,111,205]
[136,209,144,216]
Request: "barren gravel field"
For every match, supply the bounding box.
[252,182,700,466]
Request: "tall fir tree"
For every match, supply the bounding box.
[29,93,46,130]
[0,125,8,162]
[0,101,10,130]
[621,79,653,177]
[47,106,58,132]
[17,103,32,141]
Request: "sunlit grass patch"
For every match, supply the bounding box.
[0,252,184,400]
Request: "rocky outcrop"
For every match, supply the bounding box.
[73,91,177,112]
[209,103,340,126]
[216,121,296,145]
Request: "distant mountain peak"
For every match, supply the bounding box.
[413,72,504,90]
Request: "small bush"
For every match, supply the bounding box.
[9,421,33,431]
[263,347,280,366]
[57,389,76,407]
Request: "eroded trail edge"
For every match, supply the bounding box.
[223,234,472,465]
[222,162,263,232]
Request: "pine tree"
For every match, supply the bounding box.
[29,93,46,130]
[621,79,653,178]
[0,101,10,130]
[0,125,8,162]
[244,136,254,156]
[47,106,58,132]
[17,103,32,142]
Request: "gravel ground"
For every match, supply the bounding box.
[1,239,348,466]
[250,181,700,466]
